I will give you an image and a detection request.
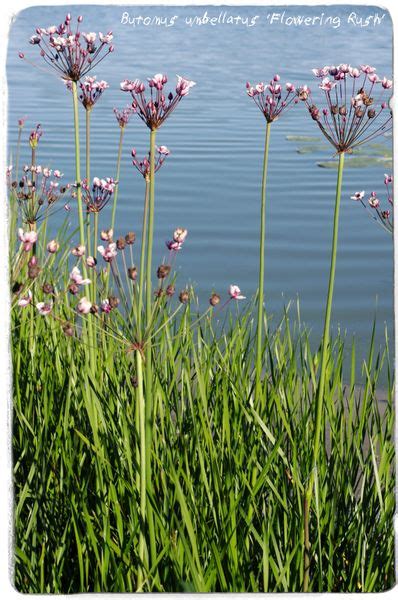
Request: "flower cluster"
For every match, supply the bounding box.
[65,75,109,110]
[120,74,196,130]
[18,228,38,252]
[24,13,114,81]
[16,165,68,225]
[97,242,117,262]
[351,174,393,233]
[132,145,170,179]
[79,177,117,213]
[114,106,135,128]
[246,75,298,122]
[166,228,188,252]
[299,64,392,153]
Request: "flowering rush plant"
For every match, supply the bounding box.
[298,64,392,153]
[78,177,117,213]
[13,165,69,225]
[24,13,114,81]
[246,74,298,122]
[132,146,170,179]
[351,174,393,233]
[65,76,109,110]
[120,74,196,130]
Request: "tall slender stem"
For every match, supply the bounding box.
[71,81,86,251]
[144,128,157,572]
[15,126,22,183]
[303,151,345,591]
[146,129,157,319]
[255,121,271,401]
[85,109,92,258]
[136,349,148,590]
[137,179,150,333]
[110,126,125,233]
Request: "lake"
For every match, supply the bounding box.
[7,4,393,368]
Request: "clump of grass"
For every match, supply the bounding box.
[12,296,394,592]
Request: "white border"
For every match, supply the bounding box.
[0,1,396,598]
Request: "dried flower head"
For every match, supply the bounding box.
[300,64,392,153]
[246,75,298,123]
[157,264,171,279]
[120,74,195,130]
[209,293,221,307]
[125,231,136,245]
[179,289,190,304]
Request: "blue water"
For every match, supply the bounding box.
[7,5,393,367]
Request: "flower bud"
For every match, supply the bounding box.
[179,290,189,304]
[209,293,221,307]
[42,282,54,294]
[157,264,171,279]
[116,236,126,250]
[47,239,59,253]
[125,231,136,245]
[86,256,97,268]
[166,284,175,297]
[108,296,120,309]
[128,267,137,281]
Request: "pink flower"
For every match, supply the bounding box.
[166,240,183,251]
[368,73,380,84]
[101,228,113,241]
[173,228,188,243]
[319,77,336,92]
[361,65,376,74]
[86,256,97,268]
[312,67,329,78]
[176,75,196,96]
[101,299,112,313]
[350,191,365,201]
[97,242,117,262]
[368,193,380,208]
[229,285,246,300]
[18,228,38,251]
[70,266,91,286]
[349,66,360,78]
[384,174,393,185]
[382,77,393,90]
[18,290,32,307]
[77,297,92,315]
[47,239,59,253]
[71,244,85,257]
[36,301,53,316]
[157,145,170,155]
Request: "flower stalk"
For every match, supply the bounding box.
[255,121,271,401]
[303,150,345,591]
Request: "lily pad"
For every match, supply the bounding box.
[318,156,393,169]
[286,135,320,142]
[296,145,327,154]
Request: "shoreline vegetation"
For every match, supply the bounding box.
[10,13,394,593]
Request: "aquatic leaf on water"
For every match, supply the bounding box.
[285,135,320,142]
[317,156,393,169]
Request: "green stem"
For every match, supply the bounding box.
[71,81,86,251]
[303,151,345,592]
[255,121,271,402]
[86,109,92,258]
[110,126,125,233]
[138,179,150,333]
[136,349,148,590]
[145,129,157,574]
[146,129,157,319]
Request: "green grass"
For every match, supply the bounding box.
[12,281,395,592]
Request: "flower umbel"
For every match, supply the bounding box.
[65,76,109,110]
[17,165,68,225]
[24,14,114,82]
[120,74,196,130]
[300,64,392,153]
[246,75,298,122]
[352,174,393,233]
[79,177,116,213]
[131,146,170,179]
